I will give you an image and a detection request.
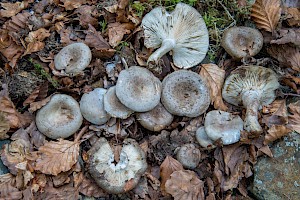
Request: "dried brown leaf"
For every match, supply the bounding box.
[34,139,80,176]
[60,0,87,10]
[287,100,300,133]
[199,64,228,111]
[251,0,281,33]
[264,125,291,145]
[75,5,99,28]
[77,175,107,198]
[271,29,300,46]
[0,2,28,18]
[0,174,22,200]
[3,11,30,33]
[23,82,48,107]
[0,112,10,139]
[285,7,300,27]
[262,99,288,127]
[108,22,134,47]
[28,95,51,113]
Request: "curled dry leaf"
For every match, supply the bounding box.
[200,64,228,111]
[23,82,49,107]
[0,112,10,139]
[262,99,288,127]
[75,5,99,28]
[285,7,300,27]
[33,139,80,176]
[165,170,205,200]
[60,0,87,11]
[251,0,281,33]
[287,100,300,133]
[271,29,300,46]
[264,125,292,145]
[108,22,135,47]
[23,28,51,56]
[28,95,51,113]
[0,2,29,18]
[0,173,22,200]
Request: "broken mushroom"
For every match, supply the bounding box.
[54,42,92,75]
[142,3,209,69]
[161,70,210,117]
[222,66,279,133]
[176,144,201,169]
[136,103,173,132]
[196,126,216,149]
[88,137,147,194]
[80,88,110,125]
[116,66,162,112]
[204,110,243,145]
[36,94,83,139]
[221,26,263,60]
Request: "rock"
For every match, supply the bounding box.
[0,140,10,175]
[250,132,300,200]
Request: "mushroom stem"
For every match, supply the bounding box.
[147,39,176,63]
[242,90,263,133]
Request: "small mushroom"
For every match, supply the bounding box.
[221,26,263,60]
[104,86,134,119]
[204,110,243,145]
[136,103,173,132]
[176,144,201,169]
[142,3,209,69]
[88,137,147,194]
[80,88,110,125]
[195,126,216,149]
[54,42,92,75]
[161,70,210,117]
[116,66,162,112]
[36,94,83,139]
[222,66,279,133]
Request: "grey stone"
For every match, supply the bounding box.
[0,140,10,175]
[250,132,300,200]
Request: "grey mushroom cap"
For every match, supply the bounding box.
[116,66,162,112]
[176,143,201,169]
[222,66,279,133]
[104,86,134,119]
[80,88,110,125]
[195,126,216,149]
[161,70,210,117]
[204,110,243,145]
[142,3,209,69]
[88,137,147,194]
[221,26,263,60]
[136,103,173,132]
[54,42,92,74]
[36,94,83,139]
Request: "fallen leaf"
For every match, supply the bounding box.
[0,2,29,18]
[271,29,300,46]
[262,99,289,127]
[264,125,292,144]
[77,174,107,198]
[199,64,228,111]
[0,112,10,139]
[28,95,51,113]
[287,100,300,133]
[133,177,149,199]
[60,0,87,10]
[251,0,281,33]
[75,5,99,28]
[108,22,134,47]
[25,28,50,43]
[23,82,49,107]
[0,174,23,200]
[285,7,300,27]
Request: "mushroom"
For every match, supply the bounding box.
[204,110,243,145]
[88,137,147,194]
[104,86,134,119]
[195,126,216,149]
[141,3,209,69]
[54,42,92,75]
[80,88,110,125]
[222,66,279,133]
[116,66,162,112]
[36,94,83,139]
[136,103,173,132]
[161,70,210,117]
[221,26,263,60]
[176,144,201,169]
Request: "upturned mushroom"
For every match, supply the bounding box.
[222,66,279,133]
[204,110,243,145]
[221,26,263,60]
[116,66,162,112]
[80,88,110,125]
[88,137,147,194]
[176,144,201,169]
[161,70,210,117]
[136,103,173,132]
[54,42,92,75]
[36,94,83,139]
[142,3,209,69]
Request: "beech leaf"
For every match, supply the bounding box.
[264,125,291,145]
[287,100,300,133]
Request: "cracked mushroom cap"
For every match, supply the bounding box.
[196,126,216,149]
[222,66,279,133]
[161,70,210,117]
[176,144,201,169]
[136,103,173,132]
[36,94,83,139]
[221,26,263,60]
[204,110,243,145]
[80,88,110,125]
[142,3,209,69]
[104,86,134,119]
[54,42,92,75]
[116,66,162,112]
[88,137,147,194]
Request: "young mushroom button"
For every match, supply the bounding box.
[161,70,210,117]
[222,66,279,133]
[35,94,83,139]
[142,3,209,69]
[176,144,201,169]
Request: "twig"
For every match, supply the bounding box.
[75,125,89,142]
[282,93,300,97]
[217,0,236,30]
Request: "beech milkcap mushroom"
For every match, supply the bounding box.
[161,70,210,117]
[80,88,110,125]
[116,66,162,112]
[88,137,147,194]
[221,26,263,60]
[204,110,243,145]
[176,144,201,169]
[142,3,209,69]
[54,42,92,74]
[222,66,279,133]
[195,126,216,149]
[36,94,83,139]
